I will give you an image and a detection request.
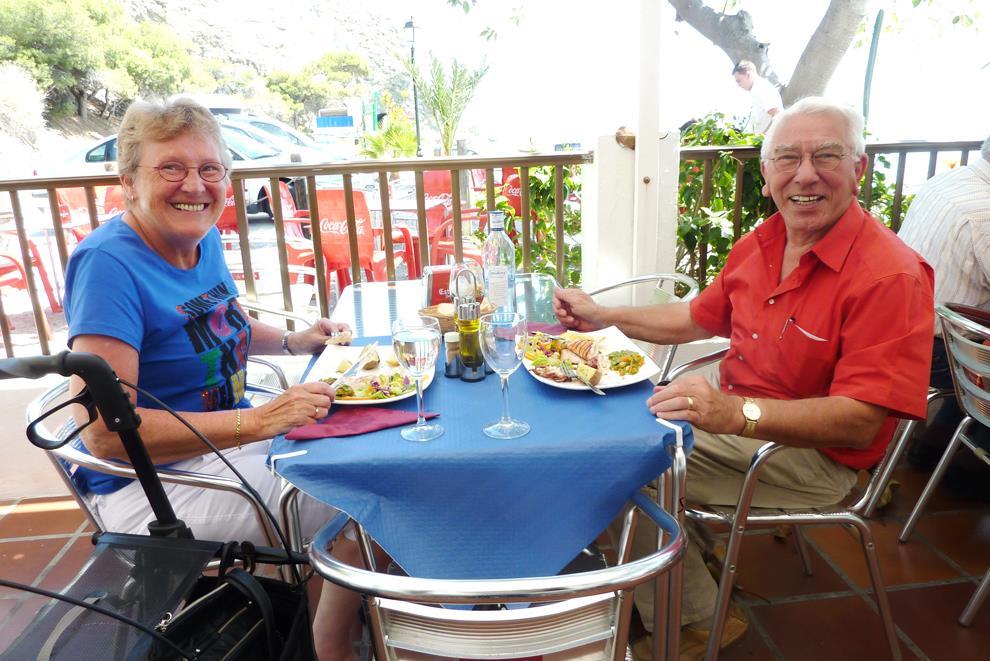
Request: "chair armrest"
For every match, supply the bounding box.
[247,356,289,390]
[666,348,728,381]
[239,299,315,326]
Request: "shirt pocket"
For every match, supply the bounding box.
[774,319,837,393]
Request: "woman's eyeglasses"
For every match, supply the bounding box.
[138,162,228,182]
[765,151,849,173]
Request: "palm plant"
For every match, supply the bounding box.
[405,55,488,156]
[360,93,418,159]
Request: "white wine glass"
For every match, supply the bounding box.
[479,311,530,439]
[391,316,443,442]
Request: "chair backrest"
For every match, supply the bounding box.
[938,304,990,430]
[423,169,452,198]
[589,273,701,381]
[313,188,375,270]
[214,185,239,234]
[309,492,684,661]
[101,185,127,218]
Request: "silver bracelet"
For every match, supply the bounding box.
[281,331,295,355]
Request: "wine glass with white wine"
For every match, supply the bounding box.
[479,311,530,439]
[391,316,443,442]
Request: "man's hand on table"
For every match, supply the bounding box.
[648,375,745,435]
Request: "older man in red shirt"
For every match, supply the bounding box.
[554,97,934,660]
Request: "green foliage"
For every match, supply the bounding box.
[267,51,370,129]
[0,0,194,117]
[360,92,418,159]
[676,113,772,286]
[473,166,583,287]
[405,55,488,156]
[525,165,583,287]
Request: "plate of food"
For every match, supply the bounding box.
[308,344,434,405]
[522,326,661,391]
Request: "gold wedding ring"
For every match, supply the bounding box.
[686,396,695,410]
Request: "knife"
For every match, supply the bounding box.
[329,342,378,393]
[560,360,606,396]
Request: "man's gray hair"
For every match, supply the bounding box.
[761,97,866,160]
[981,134,990,162]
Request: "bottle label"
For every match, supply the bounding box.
[487,265,509,306]
[489,212,505,231]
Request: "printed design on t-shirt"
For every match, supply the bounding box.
[176,282,251,410]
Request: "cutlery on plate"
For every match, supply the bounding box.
[529,330,566,341]
[560,360,606,396]
[329,342,378,392]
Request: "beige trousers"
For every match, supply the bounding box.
[615,361,858,629]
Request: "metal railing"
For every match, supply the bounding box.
[0,152,591,356]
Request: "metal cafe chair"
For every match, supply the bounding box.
[26,361,294,554]
[588,273,701,382]
[668,349,914,661]
[309,492,685,661]
[899,303,990,626]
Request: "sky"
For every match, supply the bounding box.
[373,0,989,154]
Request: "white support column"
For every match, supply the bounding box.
[633,0,662,282]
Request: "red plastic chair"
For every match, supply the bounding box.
[0,241,62,314]
[55,188,96,241]
[313,189,410,289]
[429,208,486,267]
[100,185,127,219]
[263,181,317,286]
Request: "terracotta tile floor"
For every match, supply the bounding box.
[1,463,988,659]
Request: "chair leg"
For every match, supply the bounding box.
[704,516,747,660]
[898,419,970,543]
[960,567,990,626]
[849,515,901,660]
[793,527,814,576]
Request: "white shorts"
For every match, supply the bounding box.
[91,439,338,545]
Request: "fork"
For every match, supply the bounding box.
[560,361,606,396]
[330,342,378,393]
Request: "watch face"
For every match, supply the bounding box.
[743,401,762,420]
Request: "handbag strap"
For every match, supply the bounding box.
[223,567,281,659]
[37,593,105,661]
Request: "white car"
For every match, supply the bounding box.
[62,127,296,216]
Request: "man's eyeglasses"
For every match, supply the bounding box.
[765,151,849,173]
[138,162,228,183]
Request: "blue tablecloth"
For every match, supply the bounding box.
[270,337,692,580]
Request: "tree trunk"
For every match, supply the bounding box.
[72,89,89,120]
[784,0,868,104]
[667,0,869,106]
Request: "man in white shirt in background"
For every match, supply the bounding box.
[897,134,990,497]
[733,60,783,135]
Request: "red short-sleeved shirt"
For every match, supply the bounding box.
[689,201,935,469]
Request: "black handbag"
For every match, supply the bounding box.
[148,542,315,661]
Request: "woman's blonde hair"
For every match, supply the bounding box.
[117,97,232,177]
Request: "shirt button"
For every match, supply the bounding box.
[769,298,775,305]
[738,355,744,361]
[728,384,734,390]
[751,333,758,340]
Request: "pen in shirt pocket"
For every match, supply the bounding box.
[779,316,828,342]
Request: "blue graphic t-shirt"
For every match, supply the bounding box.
[63,216,251,494]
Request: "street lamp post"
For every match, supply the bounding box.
[404,16,422,157]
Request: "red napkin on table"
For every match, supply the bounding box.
[528,321,567,335]
[286,407,440,440]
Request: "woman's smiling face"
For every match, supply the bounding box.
[122,130,229,256]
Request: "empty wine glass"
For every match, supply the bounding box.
[479,311,529,439]
[391,316,443,442]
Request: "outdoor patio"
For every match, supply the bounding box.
[1,459,988,658]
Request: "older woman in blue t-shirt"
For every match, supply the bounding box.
[64,97,364,660]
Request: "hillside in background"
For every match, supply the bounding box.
[1,0,412,177]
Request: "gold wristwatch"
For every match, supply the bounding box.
[741,397,762,437]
